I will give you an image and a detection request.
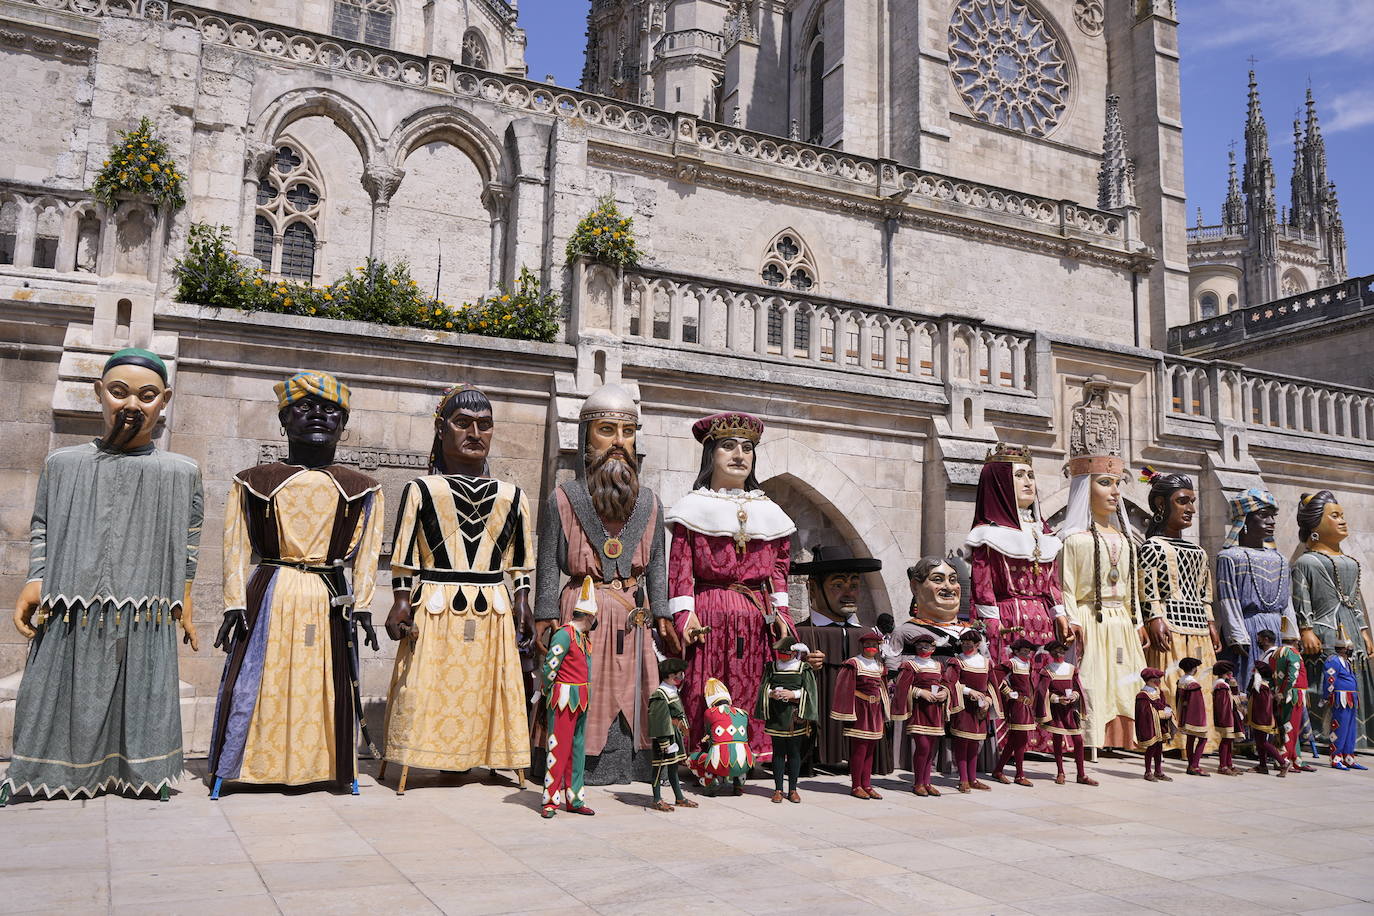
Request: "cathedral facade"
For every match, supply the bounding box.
[0,0,1371,753]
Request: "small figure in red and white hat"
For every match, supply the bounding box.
[831,628,890,799]
[993,638,1040,786]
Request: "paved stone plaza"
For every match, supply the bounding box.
[3,754,1372,915]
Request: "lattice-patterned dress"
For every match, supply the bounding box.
[1139,536,1219,749]
[383,474,533,771]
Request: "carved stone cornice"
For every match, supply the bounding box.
[243,140,274,181]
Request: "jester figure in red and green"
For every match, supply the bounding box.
[540,579,598,819]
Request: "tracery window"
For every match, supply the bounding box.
[461,29,489,70]
[1198,292,1218,320]
[331,0,394,48]
[254,139,324,282]
[948,0,1070,138]
[1281,270,1307,296]
[762,231,817,350]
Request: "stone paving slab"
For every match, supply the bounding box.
[1,754,1371,915]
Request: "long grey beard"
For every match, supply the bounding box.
[586,449,639,523]
[102,409,144,452]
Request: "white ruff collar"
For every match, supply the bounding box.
[964,523,1063,562]
[666,488,797,540]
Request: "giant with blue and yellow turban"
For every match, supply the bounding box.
[273,370,351,413]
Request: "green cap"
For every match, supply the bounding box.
[103,347,168,383]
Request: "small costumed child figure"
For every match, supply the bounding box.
[890,632,950,797]
[1322,630,1367,771]
[946,628,1001,793]
[1245,660,1291,777]
[832,628,892,799]
[648,657,699,811]
[993,637,1040,787]
[756,636,819,804]
[688,678,754,796]
[1210,660,1244,776]
[1175,656,1210,777]
[1036,640,1097,786]
[541,577,598,818]
[1135,667,1175,782]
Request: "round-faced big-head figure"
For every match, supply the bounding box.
[908,557,961,624]
[95,349,172,452]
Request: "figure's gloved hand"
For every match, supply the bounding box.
[355,611,380,652]
[385,592,415,642]
[214,608,248,652]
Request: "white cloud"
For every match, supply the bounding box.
[1325,88,1374,132]
[1188,0,1374,59]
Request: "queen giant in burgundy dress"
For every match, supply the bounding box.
[965,446,1062,753]
[667,488,795,763]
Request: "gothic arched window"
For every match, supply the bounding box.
[762,230,818,350]
[461,29,489,70]
[806,37,825,144]
[331,0,394,47]
[256,139,325,282]
[1281,270,1307,296]
[1198,292,1219,319]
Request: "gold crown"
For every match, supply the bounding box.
[985,442,1031,465]
[705,416,761,443]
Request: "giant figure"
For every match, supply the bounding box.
[1058,450,1148,750]
[209,371,383,798]
[1215,488,1296,688]
[668,412,794,762]
[1137,469,1221,750]
[1291,490,1373,749]
[4,349,202,804]
[965,443,1061,754]
[382,386,533,791]
[534,384,675,783]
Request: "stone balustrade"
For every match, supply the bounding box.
[1168,274,1372,355]
[0,179,163,281]
[1185,222,1244,242]
[11,0,1128,253]
[654,28,724,58]
[572,261,1038,396]
[1163,356,1374,445]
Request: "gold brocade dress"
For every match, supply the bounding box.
[1060,528,1148,749]
[382,474,534,771]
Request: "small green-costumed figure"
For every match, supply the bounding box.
[756,635,819,804]
[647,657,698,811]
[687,678,754,796]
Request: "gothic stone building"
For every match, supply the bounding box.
[1,0,1372,754]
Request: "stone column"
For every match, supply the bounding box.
[480,184,511,289]
[239,141,274,256]
[362,163,405,262]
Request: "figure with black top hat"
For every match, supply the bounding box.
[794,543,891,775]
[756,635,819,803]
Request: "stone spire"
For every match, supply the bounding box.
[1241,70,1279,299]
[1289,115,1310,230]
[1097,94,1135,210]
[1326,180,1348,281]
[1222,148,1244,231]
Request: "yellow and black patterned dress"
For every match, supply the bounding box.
[382,474,533,771]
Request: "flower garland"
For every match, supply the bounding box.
[92,117,186,210]
[565,194,641,268]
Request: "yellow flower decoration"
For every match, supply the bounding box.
[323,292,332,300]
[150,163,160,172]
[283,297,293,307]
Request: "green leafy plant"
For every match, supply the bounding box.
[173,223,561,343]
[565,194,641,268]
[93,117,186,210]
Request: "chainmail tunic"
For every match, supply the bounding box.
[1139,537,1214,634]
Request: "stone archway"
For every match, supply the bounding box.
[755,436,905,620]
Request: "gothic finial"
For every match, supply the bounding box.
[1098,93,1135,210]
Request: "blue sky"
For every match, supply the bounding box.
[521,0,1371,277]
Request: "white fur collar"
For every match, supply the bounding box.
[964,523,1063,562]
[1047,661,1075,675]
[666,488,797,540]
[657,682,680,699]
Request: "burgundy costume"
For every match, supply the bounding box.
[831,649,889,794]
[890,656,948,792]
[965,454,1062,754]
[945,651,1000,787]
[1246,661,1288,773]
[1175,675,1209,773]
[993,657,1038,781]
[1212,676,1243,772]
[1134,676,1172,779]
[1037,660,1089,781]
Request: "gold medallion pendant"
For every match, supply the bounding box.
[603,537,624,559]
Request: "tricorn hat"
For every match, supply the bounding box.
[791,543,882,577]
[658,657,687,678]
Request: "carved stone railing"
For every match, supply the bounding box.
[11,0,1130,253]
[1162,355,1374,445]
[1168,274,1372,355]
[0,179,163,281]
[1186,222,1245,242]
[654,28,724,59]
[571,261,1039,396]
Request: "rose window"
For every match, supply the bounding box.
[948,0,1070,138]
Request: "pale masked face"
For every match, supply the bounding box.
[710,437,754,490]
[913,563,961,623]
[1013,465,1037,510]
[1089,473,1122,522]
[94,364,171,451]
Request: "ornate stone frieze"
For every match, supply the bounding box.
[1073,0,1104,36]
